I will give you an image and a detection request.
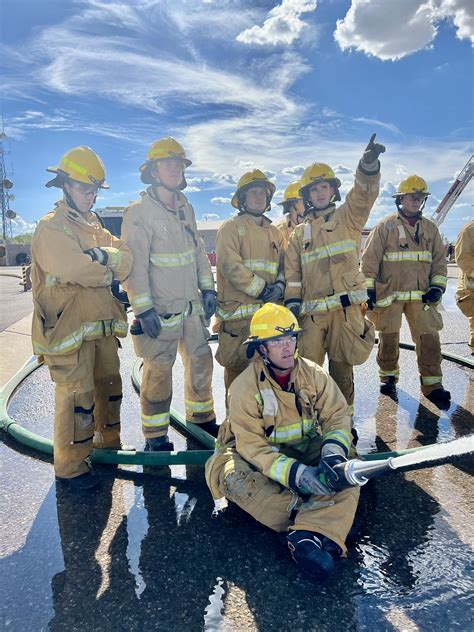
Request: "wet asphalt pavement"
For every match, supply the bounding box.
[1,278,473,632]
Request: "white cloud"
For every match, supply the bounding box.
[333,164,353,175]
[186,185,201,192]
[352,117,401,135]
[334,0,474,62]
[211,197,231,204]
[201,213,219,221]
[436,0,474,43]
[236,0,318,46]
[10,215,37,236]
[282,165,305,176]
[395,163,409,176]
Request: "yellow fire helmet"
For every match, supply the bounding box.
[139,137,191,186]
[392,175,431,198]
[46,146,109,189]
[244,303,301,344]
[299,162,341,195]
[231,169,276,209]
[278,181,303,206]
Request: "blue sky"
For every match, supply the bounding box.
[1,0,473,240]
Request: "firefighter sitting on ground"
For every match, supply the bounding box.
[121,137,218,448]
[206,304,359,582]
[275,180,305,249]
[361,175,450,408]
[31,146,133,490]
[454,219,474,355]
[284,134,384,414]
[215,170,285,399]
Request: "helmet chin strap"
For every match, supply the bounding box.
[396,197,426,218]
[302,192,337,217]
[238,189,272,216]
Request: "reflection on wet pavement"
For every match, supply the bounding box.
[1,323,473,631]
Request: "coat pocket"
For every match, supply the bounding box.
[335,315,375,365]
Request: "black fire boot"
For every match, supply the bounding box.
[287,530,335,582]
[380,376,397,395]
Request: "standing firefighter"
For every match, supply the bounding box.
[455,220,474,355]
[206,304,359,582]
[31,146,132,490]
[284,135,384,412]
[275,180,305,249]
[121,137,218,448]
[215,170,286,397]
[361,175,450,407]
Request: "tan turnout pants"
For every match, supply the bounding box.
[297,305,367,410]
[44,335,122,479]
[215,318,252,400]
[140,314,215,440]
[207,442,359,555]
[456,290,474,349]
[369,301,444,395]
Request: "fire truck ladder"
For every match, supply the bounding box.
[431,155,473,227]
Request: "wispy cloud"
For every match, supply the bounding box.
[353,117,401,135]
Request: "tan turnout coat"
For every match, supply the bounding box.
[31,201,132,357]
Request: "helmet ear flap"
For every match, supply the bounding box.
[246,341,259,359]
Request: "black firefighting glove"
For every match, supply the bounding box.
[297,465,336,497]
[84,247,109,265]
[138,308,161,338]
[422,286,443,304]
[284,299,301,318]
[111,281,130,308]
[367,288,376,310]
[258,281,285,303]
[361,133,386,170]
[202,290,217,320]
[319,444,350,492]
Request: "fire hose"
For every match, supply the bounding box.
[1,355,473,472]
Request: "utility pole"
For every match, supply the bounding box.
[1,122,15,240]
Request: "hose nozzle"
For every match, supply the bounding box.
[331,458,395,490]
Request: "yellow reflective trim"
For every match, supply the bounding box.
[243,259,278,274]
[302,240,356,266]
[421,376,442,385]
[199,275,215,290]
[62,157,87,175]
[131,292,154,311]
[365,277,375,289]
[379,369,399,378]
[375,291,424,307]
[431,275,447,287]
[32,319,128,355]
[185,399,214,413]
[267,418,315,443]
[244,275,265,297]
[142,412,170,428]
[383,251,432,263]
[216,303,261,321]
[322,429,351,451]
[102,247,121,271]
[268,455,295,485]
[302,289,367,314]
[150,249,195,268]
